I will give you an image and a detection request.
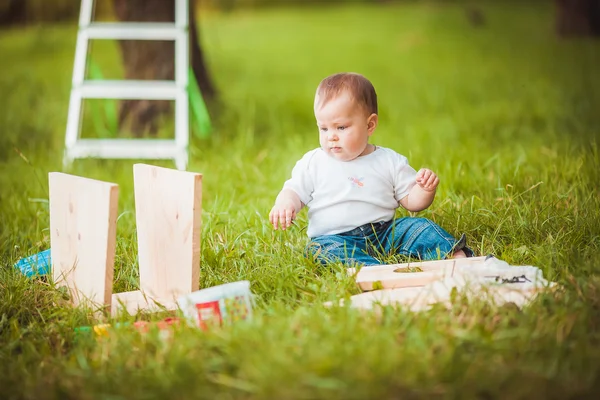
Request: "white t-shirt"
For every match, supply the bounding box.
[283,146,417,238]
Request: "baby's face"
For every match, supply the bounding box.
[314,92,376,162]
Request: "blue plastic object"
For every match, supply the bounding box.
[14,249,51,277]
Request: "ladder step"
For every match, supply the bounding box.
[78,80,183,100]
[69,139,184,159]
[83,22,182,40]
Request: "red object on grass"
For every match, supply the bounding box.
[195,301,222,329]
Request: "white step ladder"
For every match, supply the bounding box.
[64,0,190,171]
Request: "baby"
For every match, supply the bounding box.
[269,72,473,266]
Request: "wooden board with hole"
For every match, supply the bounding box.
[350,256,488,291]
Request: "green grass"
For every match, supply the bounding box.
[1,1,600,398]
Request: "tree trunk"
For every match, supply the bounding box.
[113,0,215,136]
[0,0,27,27]
[189,5,216,102]
[556,0,600,37]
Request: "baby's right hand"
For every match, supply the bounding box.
[269,201,297,230]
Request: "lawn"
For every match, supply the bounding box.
[1,1,600,398]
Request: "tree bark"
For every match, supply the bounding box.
[189,5,216,102]
[113,0,215,136]
[556,0,600,37]
[0,0,27,27]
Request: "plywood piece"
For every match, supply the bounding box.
[341,278,548,311]
[352,256,488,291]
[49,172,119,307]
[111,290,177,317]
[328,287,427,310]
[133,164,202,302]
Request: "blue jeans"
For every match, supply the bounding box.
[307,217,470,267]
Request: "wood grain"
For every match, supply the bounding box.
[133,163,202,301]
[49,172,119,308]
[351,256,488,291]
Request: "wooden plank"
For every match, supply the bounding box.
[337,287,427,310]
[49,172,119,307]
[133,164,202,302]
[343,280,548,311]
[111,290,177,317]
[352,256,487,291]
[348,256,488,275]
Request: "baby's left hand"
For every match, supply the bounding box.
[416,168,439,192]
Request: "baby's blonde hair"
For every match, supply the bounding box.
[315,72,378,115]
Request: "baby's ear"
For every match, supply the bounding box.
[367,113,378,134]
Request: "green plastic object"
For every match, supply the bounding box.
[188,67,212,139]
[87,59,119,138]
[85,61,211,140]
